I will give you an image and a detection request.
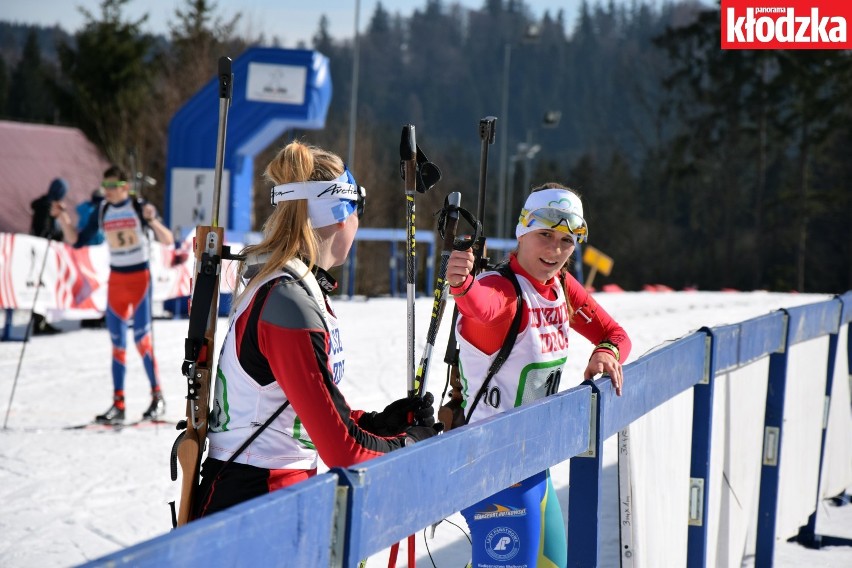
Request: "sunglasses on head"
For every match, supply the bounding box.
[101,181,128,189]
[520,207,588,243]
[355,184,366,218]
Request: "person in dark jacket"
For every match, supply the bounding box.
[28,178,69,334]
[30,178,68,241]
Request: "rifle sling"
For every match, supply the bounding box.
[183,251,221,368]
[463,265,523,425]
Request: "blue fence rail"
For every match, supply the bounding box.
[83,292,852,568]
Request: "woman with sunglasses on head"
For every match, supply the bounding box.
[52,164,174,424]
[196,141,439,518]
[445,183,631,568]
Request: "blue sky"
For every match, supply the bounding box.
[4,0,615,46]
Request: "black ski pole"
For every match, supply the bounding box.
[129,148,139,197]
[400,125,418,400]
[4,240,53,429]
[415,192,461,398]
[395,123,442,568]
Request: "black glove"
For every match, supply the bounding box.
[403,423,444,445]
[359,392,436,436]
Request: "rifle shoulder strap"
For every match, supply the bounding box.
[463,264,523,424]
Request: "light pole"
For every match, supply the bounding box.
[495,24,541,239]
[347,0,361,168]
[496,42,512,240]
[504,110,559,235]
[506,135,541,236]
[343,0,360,298]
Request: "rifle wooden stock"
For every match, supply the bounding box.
[175,224,223,525]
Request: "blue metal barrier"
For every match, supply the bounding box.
[78,292,852,568]
[569,331,708,565]
[755,299,844,566]
[333,385,591,565]
[80,473,339,567]
[791,294,852,550]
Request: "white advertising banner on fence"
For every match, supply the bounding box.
[0,232,241,321]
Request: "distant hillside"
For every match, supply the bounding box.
[0,21,72,65]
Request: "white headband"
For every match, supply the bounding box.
[515,188,584,239]
[270,171,359,228]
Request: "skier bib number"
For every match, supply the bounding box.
[106,228,139,250]
[514,358,566,407]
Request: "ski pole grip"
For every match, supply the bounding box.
[400,125,416,162]
[443,192,461,250]
[218,57,233,100]
[479,116,497,144]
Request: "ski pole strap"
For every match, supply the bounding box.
[414,144,442,193]
[398,142,441,194]
[464,265,523,424]
[437,204,482,252]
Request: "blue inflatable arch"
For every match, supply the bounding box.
[165,47,332,236]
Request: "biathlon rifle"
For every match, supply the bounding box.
[169,57,240,527]
[439,117,496,430]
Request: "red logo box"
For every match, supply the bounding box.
[721,0,851,49]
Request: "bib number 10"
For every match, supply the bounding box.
[517,364,564,406]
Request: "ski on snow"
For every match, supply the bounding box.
[64,419,177,432]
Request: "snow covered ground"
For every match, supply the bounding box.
[2,290,852,567]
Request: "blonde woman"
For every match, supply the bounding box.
[197,141,439,517]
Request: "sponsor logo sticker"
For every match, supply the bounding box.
[721,0,850,49]
[485,526,521,562]
[473,504,527,521]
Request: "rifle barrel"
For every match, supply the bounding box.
[211,57,233,228]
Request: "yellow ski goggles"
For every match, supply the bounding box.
[101,181,128,190]
[519,207,588,243]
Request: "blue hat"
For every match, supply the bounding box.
[48,178,68,201]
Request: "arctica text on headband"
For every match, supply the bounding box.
[270,167,365,227]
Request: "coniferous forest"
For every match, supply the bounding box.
[1,0,850,293]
